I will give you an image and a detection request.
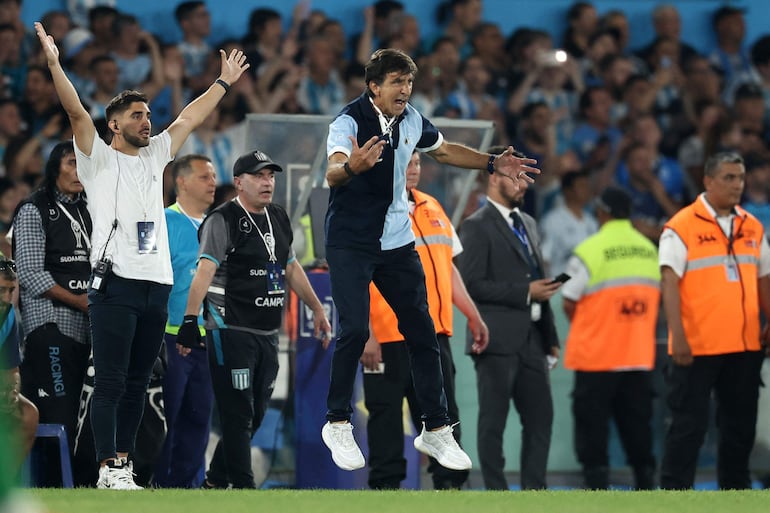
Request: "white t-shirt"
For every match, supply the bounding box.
[75,131,174,285]
[540,205,598,276]
[560,255,591,301]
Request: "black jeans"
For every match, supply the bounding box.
[326,243,449,429]
[88,274,170,462]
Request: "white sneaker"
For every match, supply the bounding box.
[414,424,472,471]
[321,421,365,471]
[96,459,144,490]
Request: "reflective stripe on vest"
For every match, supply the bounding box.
[414,234,453,248]
[564,220,660,371]
[687,254,758,271]
[370,189,455,343]
[664,198,763,355]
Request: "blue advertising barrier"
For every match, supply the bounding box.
[293,270,421,489]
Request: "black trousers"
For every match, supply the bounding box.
[473,328,553,490]
[20,323,90,456]
[326,244,449,429]
[572,370,655,487]
[660,351,764,490]
[206,328,278,489]
[88,275,170,462]
[364,335,468,489]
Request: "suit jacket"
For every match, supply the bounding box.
[457,203,559,356]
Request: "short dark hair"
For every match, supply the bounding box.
[431,36,457,54]
[589,28,619,49]
[712,6,745,30]
[343,61,366,83]
[0,177,15,199]
[458,53,484,74]
[578,86,606,116]
[364,48,418,97]
[567,2,593,22]
[521,101,548,120]
[248,8,280,34]
[172,154,211,181]
[596,186,631,219]
[735,82,764,101]
[751,35,770,67]
[561,170,589,191]
[375,0,403,20]
[704,152,744,177]
[26,64,53,83]
[175,1,205,23]
[105,90,149,122]
[112,14,138,37]
[88,54,116,72]
[88,5,118,26]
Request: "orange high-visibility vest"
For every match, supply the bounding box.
[664,198,764,356]
[369,189,454,343]
[564,220,660,371]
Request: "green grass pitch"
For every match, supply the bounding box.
[28,488,770,513]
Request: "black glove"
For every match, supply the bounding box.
[177,315,203,349]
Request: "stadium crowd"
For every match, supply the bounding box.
[1,0,770,491]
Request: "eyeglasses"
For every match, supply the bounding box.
[0,260,16,272]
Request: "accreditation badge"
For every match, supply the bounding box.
[266,261,285,295]
[725,256,739,282]
[137,221,158,254]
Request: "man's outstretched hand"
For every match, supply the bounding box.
[491,146,540,186]
[35,22,60,66]
[217,48,250,87]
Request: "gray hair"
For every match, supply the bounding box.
[703,152,744,177]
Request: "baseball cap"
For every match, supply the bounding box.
[596,186,631,219]
[233,150,283,177]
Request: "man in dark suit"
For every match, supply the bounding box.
[457,149,562,490]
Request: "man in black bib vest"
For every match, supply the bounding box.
[178,150,332,489]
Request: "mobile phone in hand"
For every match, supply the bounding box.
[548,273,571,285]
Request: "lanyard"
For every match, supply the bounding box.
[115,149,152,220]
[55,201,91,250]
[369,98,398,141]
[509,211,531,253]
[173,203,203,232]
[236,197,277,262]
[511,225,529,251]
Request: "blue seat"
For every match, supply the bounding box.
[30,423,74,488]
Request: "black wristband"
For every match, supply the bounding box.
[182,314,198,324]
[215,78,231,93]
[343,161,355,178]
[486,154,496,175]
